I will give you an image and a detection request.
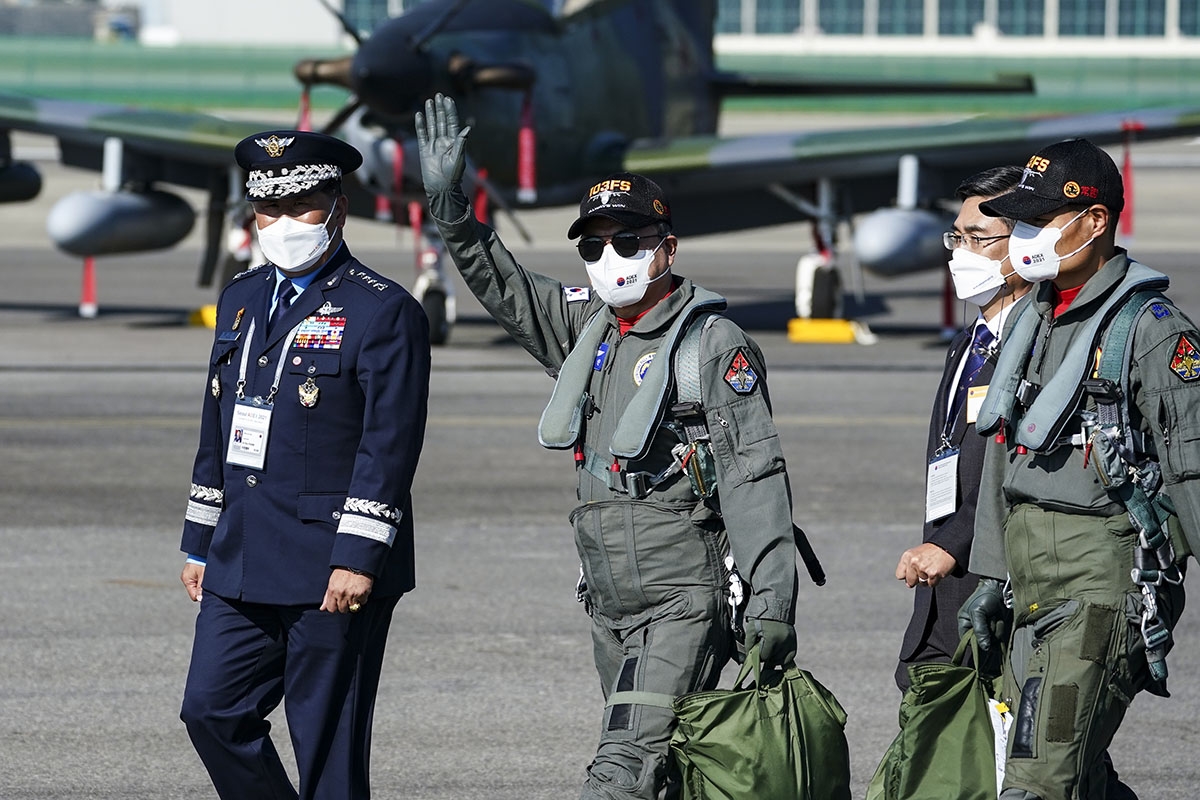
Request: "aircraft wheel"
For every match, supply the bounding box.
[422,288,450,345]
[810,266,842,319]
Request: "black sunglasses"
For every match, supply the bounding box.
[576,232,664,262]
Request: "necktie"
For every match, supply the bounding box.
[269,278,296,332]
[950,325,995,423]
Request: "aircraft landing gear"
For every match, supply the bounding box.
[411,224,456,345]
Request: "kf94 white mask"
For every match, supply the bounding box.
[257,200,336,274]
[1008,208,1094,283]
[584,238,668,308]
[948,247,1010,307]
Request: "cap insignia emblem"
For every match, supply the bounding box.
[1063,181,1081,198]
[255,135,295,158]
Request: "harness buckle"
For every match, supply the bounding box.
[625,471,651,500]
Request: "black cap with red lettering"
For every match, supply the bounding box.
[980,138,1124,221]
[567,172,672,239]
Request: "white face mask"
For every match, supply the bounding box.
[584,238,667,308]
[1008,208,1094,283]
[948,247,1010,307]
[256,199,336,274]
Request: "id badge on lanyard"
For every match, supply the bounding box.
[224,318,299,469]
[925,448,959,523]
[227,399,272,468]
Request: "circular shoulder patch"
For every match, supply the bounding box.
[633,351,655,386]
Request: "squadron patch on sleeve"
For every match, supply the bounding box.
[724,350,758,394]
[1169,334,1200,382]
[564,286,591,303]
[1151,302,1172,320]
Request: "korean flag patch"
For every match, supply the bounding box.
[564,286,591,303]
[724,350,758,394]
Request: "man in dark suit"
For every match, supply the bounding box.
[893,165,1029,690]
[178,130,431,799]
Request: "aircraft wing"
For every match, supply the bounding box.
[0,89,265,187]
[625,106,1200,236]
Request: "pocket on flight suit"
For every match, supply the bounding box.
[706,395,785,488]
[1156,389,1200,481]
[570,501,724,618]
[1006,597,1126,792]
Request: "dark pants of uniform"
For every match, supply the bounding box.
[181,591,399,800]
[999,505,1185,800]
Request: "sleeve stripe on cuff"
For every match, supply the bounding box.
[338,513,397,546]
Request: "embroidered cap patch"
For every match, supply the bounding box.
[1169,334,1200,382]
[725,350,758,394]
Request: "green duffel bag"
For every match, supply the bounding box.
[670,643,852,800]
[866,630,1008,800]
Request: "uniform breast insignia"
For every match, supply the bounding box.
[564,286,591,303]
[1169,334,1200,382]
[294,316,346,350]
[211,374,221,398]
[317,301,344,315]
[724,350,758,394]
[298,378,320,407]
[1151,303,1172,320]
[232,307,245,331]
[633,351,655,386]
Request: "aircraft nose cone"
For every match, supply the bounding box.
[352,39,431,118]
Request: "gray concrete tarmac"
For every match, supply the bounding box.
[3,142,1200,798]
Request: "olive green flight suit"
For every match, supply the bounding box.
[972,251,1200,800]
[432,206,799,800]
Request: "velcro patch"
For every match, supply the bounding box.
[295,316,346,350]
[564,286,591,303]
[1151,302,1171,320]
[1169,334,1200,382]
[724,350,758,394]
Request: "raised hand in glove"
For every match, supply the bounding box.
[414,93,470,199]
[956,577,1011,651]
[746,618,797,669]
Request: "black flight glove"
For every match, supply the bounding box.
[414,92,471,221]
[746,618,797,670]
[957,577,1012,651]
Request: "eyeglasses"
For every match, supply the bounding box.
[577,232,664,262]
[943,232,1009,251]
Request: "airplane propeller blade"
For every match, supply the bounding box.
[316,0,364,46]
[466,160,532,244]
[321,97,366,137]
[294,56,355,91]
[448,54,536,92]
[409,0,472,51]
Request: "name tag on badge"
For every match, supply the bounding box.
[925,448,959,523]
[966,384,989,425]
[226,398,273,469]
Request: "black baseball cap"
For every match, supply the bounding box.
[235,130,362,200]
[980,138,1124,220]
[567,172,672,239]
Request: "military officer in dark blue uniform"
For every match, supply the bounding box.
[178,130,431,800]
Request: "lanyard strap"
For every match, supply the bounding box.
[235,318,302,403]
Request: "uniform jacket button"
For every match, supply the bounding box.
[258,355,269,367]
[245,475,258,487]
[332,511,341,520]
